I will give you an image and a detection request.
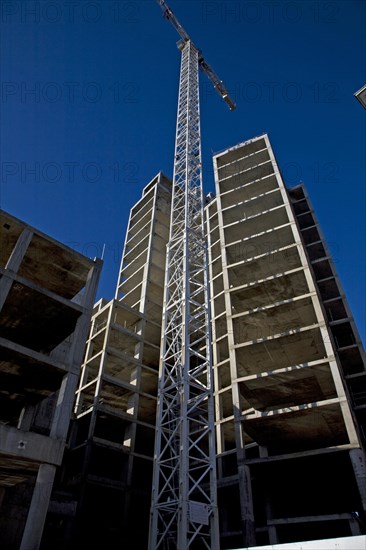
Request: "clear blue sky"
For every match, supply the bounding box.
[1,0,365,343]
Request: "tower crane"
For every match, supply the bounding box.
[149,2,236,548]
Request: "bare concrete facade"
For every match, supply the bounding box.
[0,210,101,549]
[207,134,366,547]
[42,173,172,547]
[34,136,365,548]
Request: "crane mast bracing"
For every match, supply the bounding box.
[149,2,236,549]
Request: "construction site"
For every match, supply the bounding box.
[1,132,365,549]
[1,1,365,549]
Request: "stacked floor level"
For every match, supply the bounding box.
[207,134,366,547]
[45,173,172,547]
[0,210,101,549]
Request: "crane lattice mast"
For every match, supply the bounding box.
[149,2,236,548]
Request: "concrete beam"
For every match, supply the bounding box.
[0,424,64,466]
[0,336,70,372]
[268,513,356,525]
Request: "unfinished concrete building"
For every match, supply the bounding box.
[42,173,172,548]
[0,210,101,549]
[207,134,366,547]
[41,135,365,549]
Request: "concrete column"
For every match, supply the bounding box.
[239,463,256,547]
[213,152,256,547]
[259,445,268,458]
[0,487,5,507]
[50,372,79,440]
[17,405,36,431]
[5,227,33,271]
[50,260,102,441]
[264,495,277,545]
[350,448,366,512]
[0,227,33,310]
[20,464,56,550]
[350,516,362,535]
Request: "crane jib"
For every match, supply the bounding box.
[155,0,236,111]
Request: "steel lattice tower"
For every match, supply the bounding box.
[149,3,235,548]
